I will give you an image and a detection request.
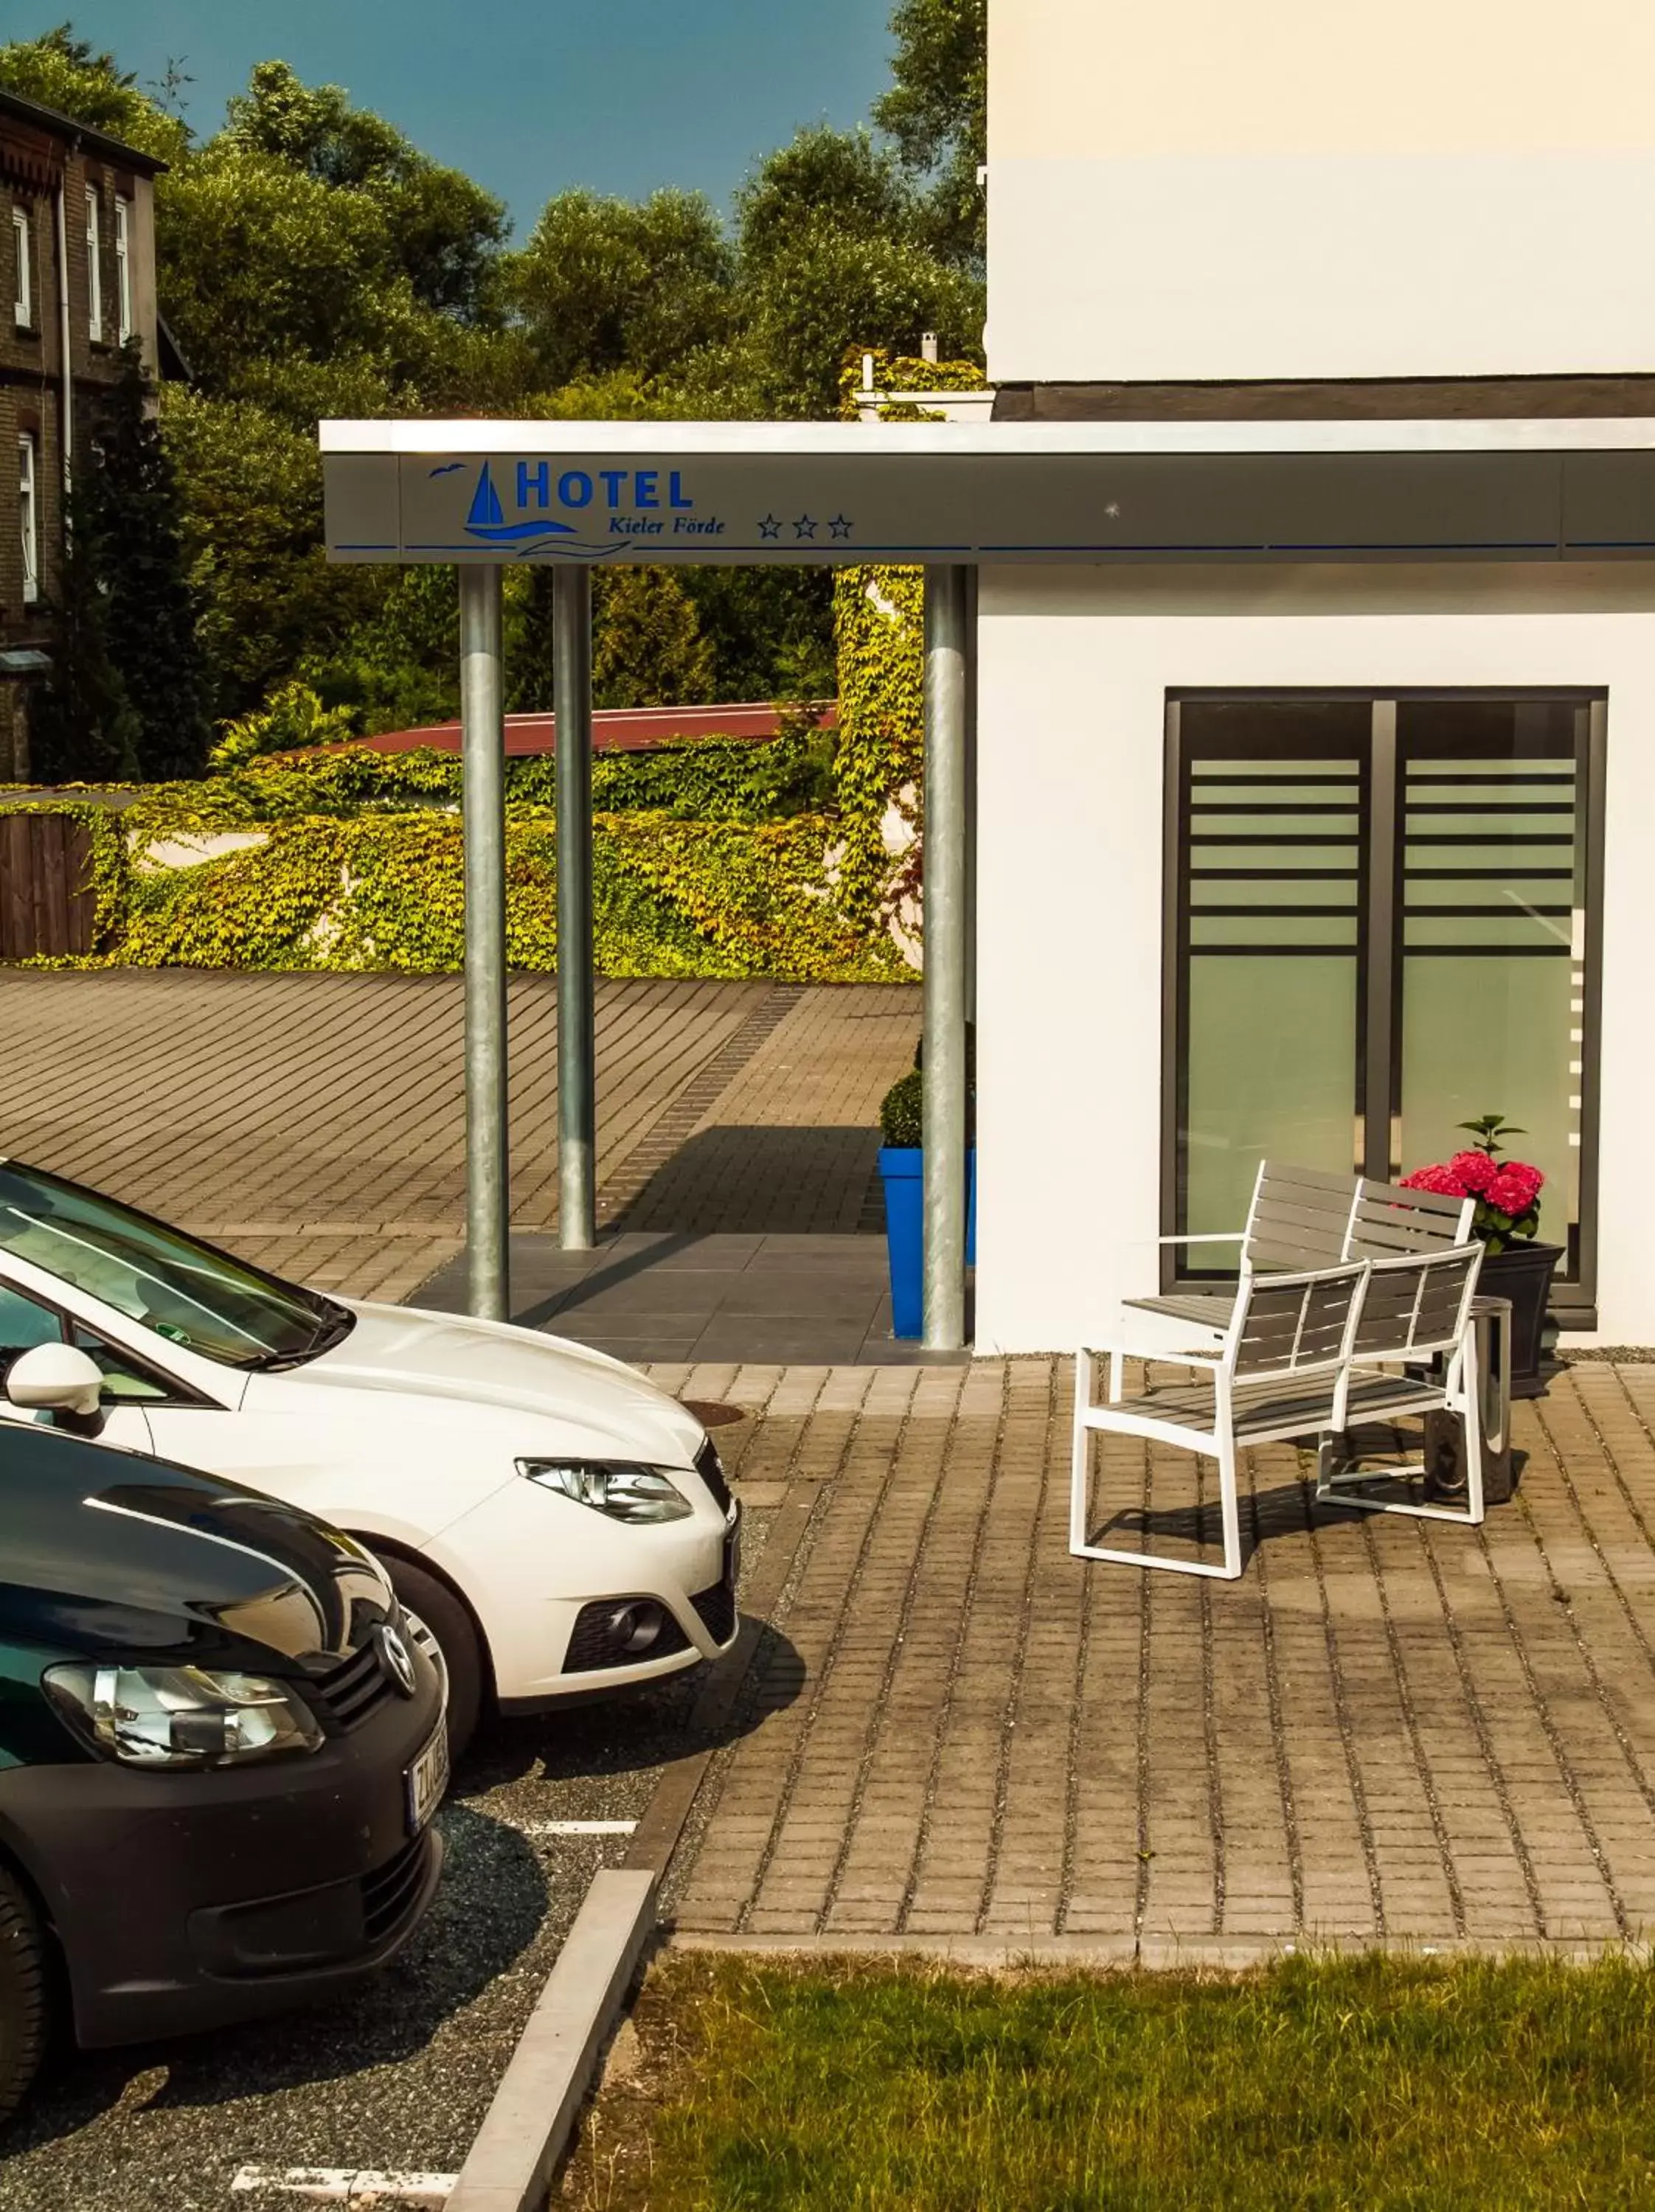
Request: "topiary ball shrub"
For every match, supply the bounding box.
[879,1068,923,1148]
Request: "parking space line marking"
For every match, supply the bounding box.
[517,1818,638,1837]
[229,2170,456,2206]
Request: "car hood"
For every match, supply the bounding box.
[0,1423,395,1671]
[302,1301,707,1464]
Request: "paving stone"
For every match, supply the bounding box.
[665,1360,1655,1955]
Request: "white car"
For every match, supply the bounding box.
[0,1158,740,1753]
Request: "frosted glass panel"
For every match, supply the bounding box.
[1176,703,1367,1243]
[1397,703,1583,1265]
[1187,956,1358,1233]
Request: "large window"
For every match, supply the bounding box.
[1165,693,1603,1315]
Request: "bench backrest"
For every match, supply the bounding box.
[1226,1259,1369,1383]
[1238,1162,1361,1272]
[1350,1242,1483,1363]
[1345,1176,1477,1261]
[1235,1163,1475,1276]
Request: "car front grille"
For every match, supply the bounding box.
[311,1638,397,1733]
[361,1830,436,1948]
[695,1438,732,1517]
[690,1575,738,1647]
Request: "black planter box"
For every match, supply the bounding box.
[1478,1239,1564,1398]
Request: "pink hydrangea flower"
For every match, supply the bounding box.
[1399,1163,1468,1197]
[1488,1165,1543,1216]
[1448,1150,1499,1195]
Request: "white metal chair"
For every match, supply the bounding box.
[1071,1259,1370,1581]
[1315,1240,1489,1525]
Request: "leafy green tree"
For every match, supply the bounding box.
[27,491,142,785]
[591,568,715,709]
[509,189,733,390]
[222,61,507,321]
[162,389,377,720]
[875,0,988,269]
[30,347,208,782]
[85,346,212,777]
[0,26,187,164]
[209,681,355,770]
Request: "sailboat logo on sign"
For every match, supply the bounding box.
[462,461,577,544]
[432,459,620,562]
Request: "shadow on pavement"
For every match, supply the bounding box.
[9,1801,544,2149]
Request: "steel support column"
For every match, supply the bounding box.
[922,565,972,1351]
[553,566,597,1248]
[459,564,509,1319]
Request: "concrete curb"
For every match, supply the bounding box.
[445,1868,658,2212]
[668,1928,1655,1969]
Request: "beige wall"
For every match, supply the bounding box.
[988,0,1655,381]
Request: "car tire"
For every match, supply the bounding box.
[0,1863,47,2129]
[385,1558,485,1761]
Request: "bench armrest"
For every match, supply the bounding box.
[1078,1340,1222,1374]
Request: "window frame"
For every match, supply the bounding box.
[85,183,103,342]
[1162,689,1606,1325]
[113,195,131,343]
[18,432,38,605]
[12,202,31,330]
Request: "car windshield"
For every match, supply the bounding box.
[0,1160,353,1370]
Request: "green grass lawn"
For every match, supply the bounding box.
[561,1951,1655,2210]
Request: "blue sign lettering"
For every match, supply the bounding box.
[559,470,593,508]
[670,472,693,509]
[517,461,550,509]
[600,470,628,509]
[635,470,659,509]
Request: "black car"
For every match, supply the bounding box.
[0,1419,448,2123]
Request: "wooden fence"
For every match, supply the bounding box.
[0,813,97,961]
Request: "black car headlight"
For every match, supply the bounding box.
[518,1459,693,1524]
[44,1662,324,1768]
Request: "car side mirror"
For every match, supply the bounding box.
[7,1343,105,1431]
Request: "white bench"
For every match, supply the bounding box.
[1072,1242,1487,1580]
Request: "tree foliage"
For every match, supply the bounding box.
[31,347,209,782]
[875,0,988,268]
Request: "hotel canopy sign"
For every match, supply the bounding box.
[322,419,1655,569]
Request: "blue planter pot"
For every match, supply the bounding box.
[878,1147,976,1340]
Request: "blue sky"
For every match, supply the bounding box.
[18,1,900,232]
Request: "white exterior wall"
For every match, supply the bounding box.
[973,562,1655,1353]
[987,0,1655,383]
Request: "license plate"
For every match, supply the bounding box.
[405,1723,450,1835]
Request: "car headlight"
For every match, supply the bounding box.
[518,1459,693,1524]
[43,1662,324,1769]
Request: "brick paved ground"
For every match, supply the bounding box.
[0,972,920,1303]
[654,1356,1655,1955]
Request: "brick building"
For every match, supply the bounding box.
[1,87,163,779]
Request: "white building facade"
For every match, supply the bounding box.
[974,0,1655,1352]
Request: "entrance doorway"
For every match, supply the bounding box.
[1164,690,1603,1318]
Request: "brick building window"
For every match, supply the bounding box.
[11,204,30,329]
[86,186,103,341]
[18,435,38,603]
[114,198,131,342]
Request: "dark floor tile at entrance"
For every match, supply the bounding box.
[412,1232,971,1366]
